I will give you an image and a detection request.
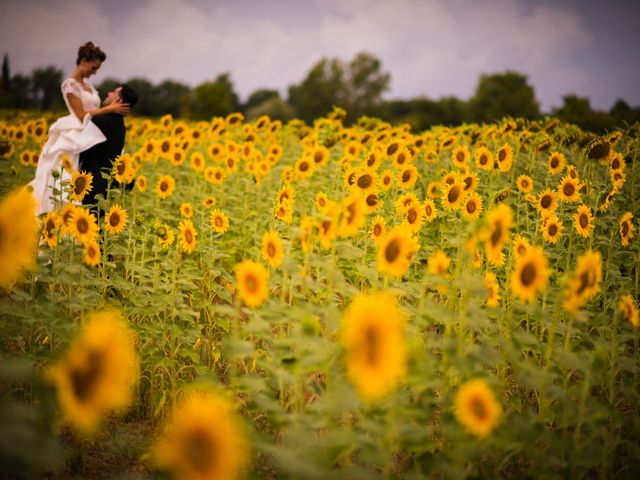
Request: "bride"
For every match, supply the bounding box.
[30,42,130,215]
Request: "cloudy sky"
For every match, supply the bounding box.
[2,0,639,111]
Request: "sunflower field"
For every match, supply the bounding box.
[0,109,639,479]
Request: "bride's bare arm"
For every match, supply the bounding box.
[66,93,130,121]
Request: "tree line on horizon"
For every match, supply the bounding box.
[1,51,638,134]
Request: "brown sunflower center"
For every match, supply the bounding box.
[109,212,120,227]
[245,273,258,293]
[363,325,380,367]
[385,238,401,263]
[357,174,373,189]
[548,223,558,236]
[402,170,411,183]
[498,150,506,162]
[267,242,276,257]
[490,221,503,247]
[479,154,488,165]
[579,214,588,228]
[160,182,168,192]
[447,186,461,204]
[520,262,537,286]
[185,229,193,243]
[74,177,87,195]
[407,208,417,224]
[184,427,216,474]
[621,222,629,237]
[466,200,477,214]
[470,395,488,421]
[70,349,104,403]
[314,151,324,164]
[550,157,559,169]
[456,151,465,163]
[373,224,382,236]
[540,195,552,209]
[76,217,89,234]
[563,182,575,197]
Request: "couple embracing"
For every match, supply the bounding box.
[30,42,138,217]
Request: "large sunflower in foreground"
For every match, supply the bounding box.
[47,310,139,433]
[151,390,249,480]
[0,188,39,288]
[376,227,419,278]
[510,246,548,303]
[236,260,269,308]
[261,230,284,268]
[341,292,406,402]
[454,379,502,438]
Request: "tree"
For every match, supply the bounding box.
[191,73,239,120]
[288,52,391,124]
[469,71,540,122]
[243,89,280,113]
[246,96,294,122]
[31,65,64,110]
[8,74,32,109]
[0,53,9,107]
[552,94,614,133]
[153,80,192,117]
[122,78,155,116]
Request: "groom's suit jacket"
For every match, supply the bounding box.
[79,113,128,216]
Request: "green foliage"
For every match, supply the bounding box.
[469,71,540,122]
[191,73,240,120]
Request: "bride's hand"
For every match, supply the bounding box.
[106,99,131,115]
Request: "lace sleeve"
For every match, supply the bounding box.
[61,78,82,98]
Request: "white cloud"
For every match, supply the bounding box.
[0,0,625,110]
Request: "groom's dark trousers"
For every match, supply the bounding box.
[79,113,127,218]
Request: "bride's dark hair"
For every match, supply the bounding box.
[76,41,106,65]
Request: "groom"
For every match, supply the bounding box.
[80,84,138,217]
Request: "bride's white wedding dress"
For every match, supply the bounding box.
[30,78,106,215]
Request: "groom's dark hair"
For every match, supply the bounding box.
[119,83,138,110]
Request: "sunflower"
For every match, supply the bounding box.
[573,205,594,238]
[609,152,624,172]
[112,154,133,183]
[427,250,451,277]
[226,112,244,128]
[105,204,128,235]
[189,152,205,172]
[205,166,225,185]
[311,145,330,168]
[170,149,185,167]
[207,143,224,161]
[380,170,394,190]
[510,246,548,303]
[474,146,494,170]
[547,151,566,175]
[236,260,268,308]
[47,310,139,433]
[59,203,77,234]
[402,203,424,233]
[496,143,513,172]
[19,149,32,166]
[423,199,438,223]
[179,220,197,253]
[558,175,581,203]
[365,149,382,170]
[619,212,635,247]
[61,154,74,174]
[341,292,406,402]
[461,172,479,193]
[376,226,419,277]
[512,234,530,258]
[338,193,367,237]
[353,170,377,193]
[69,208,98,245]
[156,175,175,199]
[157,223,176,248]
[83,239,101,267]
[294,156,314,179]
[454,379,502,438]
[135,175,147,192]
[484,272,501,307]
[586,136,610,160]
[261,230,284,268]
[619,294,639,328]
[452,145,470,167]
[441,179,467,211]
[69,171,93,202]
[398,165,419,189]
[142,139,155,158]
[516,175,533,193]
[180,203,193,218]
[542,214,563,244]
[151,390,249,480]
[392,148,413,169]
[484,203,513,266]
[610,169,625,189]
[362,192,381,214]
[537,189,558,214]
[563,249,602,312]
[395,192,420,215]
[369,216,386,243]
[462,193,483,221]
[274,197,293,224]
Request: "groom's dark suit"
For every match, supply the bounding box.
[79,113,127,216]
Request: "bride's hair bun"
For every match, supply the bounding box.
[76,41,106,65]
